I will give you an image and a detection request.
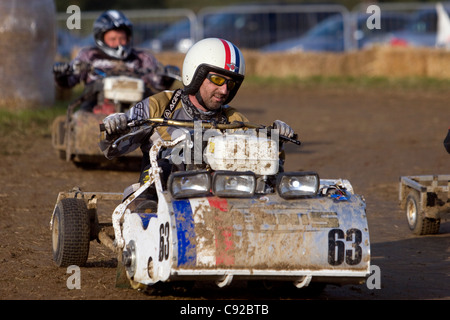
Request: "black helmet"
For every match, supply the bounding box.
[93,10,133,60]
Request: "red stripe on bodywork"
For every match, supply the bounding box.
[207,196,234,266]
[215,227,234,266]
[207,197,228,212]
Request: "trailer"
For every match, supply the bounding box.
[399,175,450,235]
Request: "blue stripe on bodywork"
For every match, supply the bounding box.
[137,213,157,230]
[172,199,196,267]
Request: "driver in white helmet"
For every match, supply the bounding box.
[100,38,294,184]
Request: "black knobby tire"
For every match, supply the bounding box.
[405,190,440,235]
[52,198,90,267]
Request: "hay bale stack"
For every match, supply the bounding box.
[425,48,450,78]
[0,0,56,110]
[364,46,426,77]
[157,44,450,80]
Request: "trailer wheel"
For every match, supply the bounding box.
[406,191,440,235]
[52,198,90,267]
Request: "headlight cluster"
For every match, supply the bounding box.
[276,172,320,199]
[169,171,255,199]
[168,170,319,199]
[169,171,211,199]
[212,172,256,198]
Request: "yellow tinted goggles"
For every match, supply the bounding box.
[206,74,237,91]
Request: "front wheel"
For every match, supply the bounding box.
[405,191,440,235]
[52,198,90,267]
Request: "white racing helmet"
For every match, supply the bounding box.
[182,38,245,104]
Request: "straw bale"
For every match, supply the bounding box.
[154,43,450,81]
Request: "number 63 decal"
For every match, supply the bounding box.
[328,228,363,266]
[159,222,170,262]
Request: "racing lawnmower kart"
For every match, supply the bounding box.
[51,62,181,168]
[50,119,371,292]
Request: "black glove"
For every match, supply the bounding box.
[53,62,72,76]
[444,128,450,154]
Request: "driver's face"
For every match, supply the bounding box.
[103,29,128,48]
[198,73,232,111]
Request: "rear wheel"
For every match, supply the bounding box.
[406,191,440,235]
[52,198,90,267]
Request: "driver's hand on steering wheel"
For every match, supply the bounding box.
[273,120,295,138]
[103,113,128,135]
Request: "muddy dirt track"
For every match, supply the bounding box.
[0,82,449,302]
